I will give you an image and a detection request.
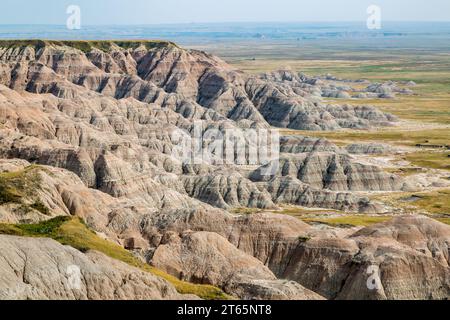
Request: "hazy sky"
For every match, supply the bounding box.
[1,0,450,25]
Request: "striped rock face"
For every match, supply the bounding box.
[0,41,447,301]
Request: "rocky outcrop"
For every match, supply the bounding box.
[0,41,406,214]
[0,235,188,300]
[149,230,324,300]
[280,216,450,300]
[262,176,379,213]
[365,81,414,99]
[280,135,341,153]
[245,77,396,130]
[232,149,408,212]
[251,153,408,192]
[142,210,450,300]
[346,143,394,155]
[260,70,413,101]
[0,41,397,131]
[0,78,401,212]
[181,172,276,209]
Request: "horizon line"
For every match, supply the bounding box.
[1,20,450,27]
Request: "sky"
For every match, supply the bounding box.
[1,0,450,25]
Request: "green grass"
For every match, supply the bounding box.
[280,128,450,149]
[277,206,342,215]
[403,151,450,171]
[301,215,393,227]
[0,165,51,207]
[0,217,230,300]
[372,188,450,218]
[436,218,450,225]
[403,189,450,215]
[0,165,52,215]
[30,200,50,215]
[268,206,394,227]
[384,167,425,177]
[231,207,262,215]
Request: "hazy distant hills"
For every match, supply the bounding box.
[2,22,450,47]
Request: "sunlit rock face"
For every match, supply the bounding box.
[1,41,446,301]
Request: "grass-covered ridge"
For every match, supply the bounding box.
[0,40,179,52]
[0,217,230,300]
[0,165,50,215]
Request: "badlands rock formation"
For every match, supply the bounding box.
[281,216,450,300]
[346,143,394,155]
[0,41,447,300]
[261,70,413,100]
[0,235,189,300]
[0,40,409,213]
[149,230,324,300]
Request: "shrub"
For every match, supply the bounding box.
[30,200,50,215]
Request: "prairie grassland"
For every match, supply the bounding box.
[280,127,450,148]
[233,205,395,227]
[301,215,393,227]
[266,206,392,227]
[403,151,450,171]
[373,189,450,217]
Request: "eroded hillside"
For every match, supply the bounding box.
[0,40,449,300]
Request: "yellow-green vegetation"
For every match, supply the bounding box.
[0,165,50,214]
[280,127,450,148]
[382,189,450,216]
[0,217,230,300]
[384,166,425,177]
[403,151,450,171]
[272,206,343,218]
[231,207,262,215]
[267,205,390,227]
[302,215,393,227]
[410,189,450,215]
[279,206,342,214]
[436,217,450,225]
[232,206,337,217]
[0,165,41,202]
[372,189,450,225]
[0,40,178,52]
[233,206,394,228]
[0,216,70,236]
